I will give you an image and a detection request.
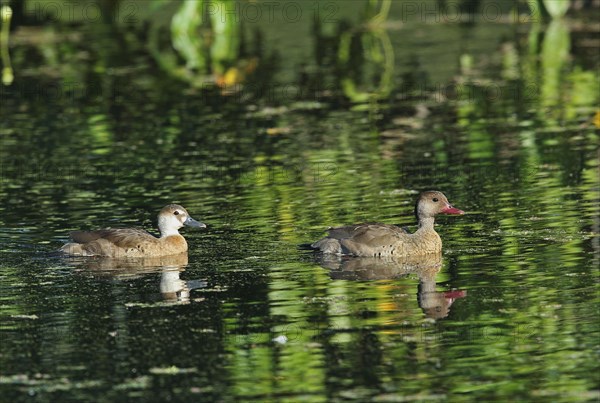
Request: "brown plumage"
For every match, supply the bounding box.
[61,204,205,258]
[311,191,464,257]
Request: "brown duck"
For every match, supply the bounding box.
[60,204,205,258]
[311,191,464,257]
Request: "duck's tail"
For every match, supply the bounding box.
[60,243,92,256]
[310,238,342,255]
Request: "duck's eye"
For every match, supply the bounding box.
[432,198,439,202]
[173,211,180,215]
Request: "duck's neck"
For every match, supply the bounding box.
[160,228,182,238]
[416,217,436,232]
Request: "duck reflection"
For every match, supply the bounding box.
[64,253,206,303]
[317,253,466,319]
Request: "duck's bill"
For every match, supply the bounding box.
[443,290,467,307]
[184,217,207,228]
[443,290,467,299]
[440,205,465,215]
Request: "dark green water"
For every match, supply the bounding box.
[1,1,599,401]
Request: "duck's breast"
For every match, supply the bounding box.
[160,235,188,256]
[398,230,442,256]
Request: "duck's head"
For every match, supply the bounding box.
[415,191,465,220]
[157,204,206,236]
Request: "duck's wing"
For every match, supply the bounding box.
[322,223,407,256]
[327,223,408,240]
[311,223,408,255]
[71,228,156,248]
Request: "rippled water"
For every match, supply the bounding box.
[1,1,599,401]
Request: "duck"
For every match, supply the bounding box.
[60,204,205,258]
[311,191,464,257]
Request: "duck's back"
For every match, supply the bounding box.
[62,228,185,258]
[326,223,408,239]
[312,223,412,257]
